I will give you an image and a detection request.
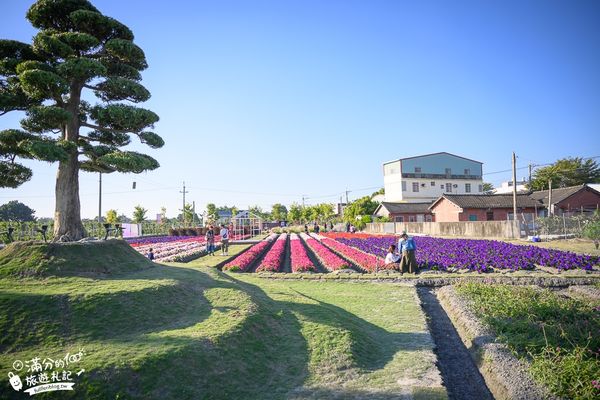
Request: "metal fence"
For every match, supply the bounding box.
[527,214,599,238]
[0,221,177,242]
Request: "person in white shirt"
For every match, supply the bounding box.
[219,224,229,255]
[384,244,401,271]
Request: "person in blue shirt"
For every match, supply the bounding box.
[398,233,418,273]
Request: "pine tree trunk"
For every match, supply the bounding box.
[53,83,86,241]
[53,150,86,241]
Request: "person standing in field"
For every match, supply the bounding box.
[398,233,418,273]
[147,248,154,260]
[205,225,215,256]
[220,224,230,256]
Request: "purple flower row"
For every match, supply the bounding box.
[333,235,599,272]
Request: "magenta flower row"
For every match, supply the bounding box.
[290,234,316,272]
[301,233,349,271]
[256,234,288,272]
[320,237,386,272]
[223,234,278,272]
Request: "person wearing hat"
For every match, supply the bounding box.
[398,233,418,273]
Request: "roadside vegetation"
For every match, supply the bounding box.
[455,283,600,399]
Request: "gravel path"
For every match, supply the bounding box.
[417,287,494,400]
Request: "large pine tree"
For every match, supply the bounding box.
[0,0,163,240]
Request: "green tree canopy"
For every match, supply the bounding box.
[343,196,378,224]
[530,157,600,191]
[271,203,288,222]
[0,200,36,221]
[205,203,217,224]
[288,203,302,223]
[0,0,163,240]
[482,182,495,194]
[132,204,147,223]
[105,209,118,224]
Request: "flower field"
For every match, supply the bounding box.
[300,233,350,271]
[256,234,288,272]
[325,233,599,272]
[311,233,387,272]
[223,233,278,272]
[127,236,218,262]
[289,234,316,272]
[126,231,599,273]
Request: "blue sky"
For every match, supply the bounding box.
[1,0,599,219]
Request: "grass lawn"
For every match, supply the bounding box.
[455,283,600,400]
[0,241,444,399]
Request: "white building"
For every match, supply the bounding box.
[494,179,528,194]
[383,152,484,203]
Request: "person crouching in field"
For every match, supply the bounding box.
[384,244,401,272]
[398,233,418,273]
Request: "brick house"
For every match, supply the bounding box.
[373,202,434,222]
[529,184,600,216]
[429,193,541,222]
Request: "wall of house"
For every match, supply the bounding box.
[401,153,483,176]
[383,160,404,201]
[400,178,483,202]
[430,199,462,222]
[384,153,483,202]
[556,190,600,212]
[365,220,522,239]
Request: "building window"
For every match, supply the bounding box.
[409,215,416,222]
[464,168,470,175]
[486,211,494,221]
[425,215,433,222]
[412,182,419,192]
[469,214,477,221]
[394,216,404,222]
[431,181,435,186]
[478,184,483,192]
[402,181,407,191]
[414,167,421,173]
[445,183,452,192]
[465,183,471,193]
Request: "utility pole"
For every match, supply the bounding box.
[98,172,102,224]
[548,179,553,216]
[528,164,533,188]
[302,195,306,208]
[345,188,349,204]
[512,152,517,220]
[180,181,189,225]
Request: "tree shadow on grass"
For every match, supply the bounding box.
[1,265,435,400]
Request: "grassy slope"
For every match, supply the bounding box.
[0,242,444,400]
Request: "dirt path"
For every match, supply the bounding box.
[417,287,494,400]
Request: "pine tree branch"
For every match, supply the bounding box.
[81,122,127,134]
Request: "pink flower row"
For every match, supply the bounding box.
[290,234,316,272]
[317,235,385,272]
[300,233,349,271]
[223,234,278,272]
[256,234,288,272]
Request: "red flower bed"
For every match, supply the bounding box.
[290,234,316,272]
[223,234,277,272]
[300,233,349,271]
[256,234,287,272]
[316,234,387,272]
